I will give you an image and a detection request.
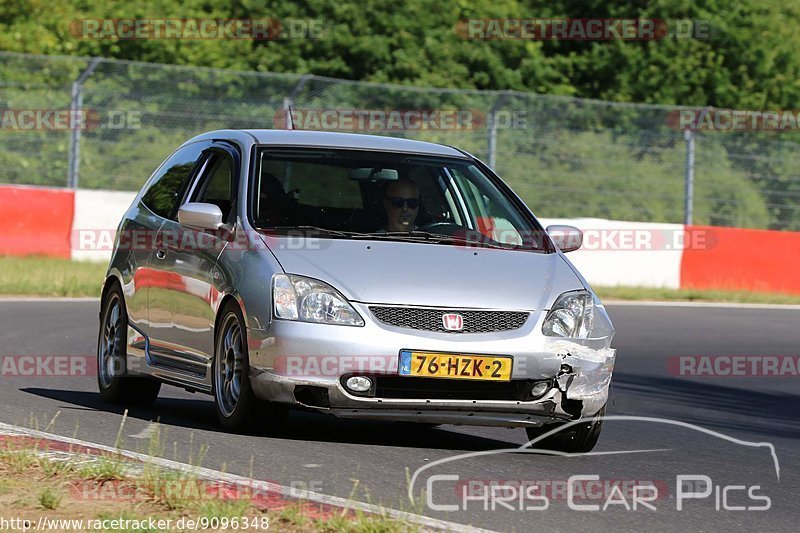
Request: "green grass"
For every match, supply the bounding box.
[2,256,800,304]
[38,487,62,510]
[0,256,106,297]
[0,444,38,474]
[273,505,417,533]
[0,431,416,533]
[77,454,129,482]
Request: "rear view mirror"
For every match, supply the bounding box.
[546,225,583,253]
[178,202,224,231]
[349,167,399,181]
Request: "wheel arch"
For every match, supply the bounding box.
[100,271,124,318]
[213,292,248,344]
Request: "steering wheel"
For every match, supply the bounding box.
[420,221,510,248]
[419,221,464,235]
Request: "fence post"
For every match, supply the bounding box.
[67,58,101,189]
[683,128,696,226]
[487,91,510,170]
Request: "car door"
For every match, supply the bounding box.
[149,143,240,374]
[129,141,208,359]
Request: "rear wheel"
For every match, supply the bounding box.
[212,302,286,434]
[525,406,605,453]
[97,283,161,406]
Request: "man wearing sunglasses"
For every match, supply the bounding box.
[381,178,420,232]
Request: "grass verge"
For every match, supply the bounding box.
[0,439,415,532]
[595,285,800,305]
[0,256,105,297]
[2,255,800,304]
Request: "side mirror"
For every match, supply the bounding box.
[178,202,224,231]
[546,224,582,253]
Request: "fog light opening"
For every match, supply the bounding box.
[345,375,373,393]
[530,381,551,399]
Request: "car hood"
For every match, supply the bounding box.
[262,237,585,310]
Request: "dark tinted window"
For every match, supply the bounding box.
[264,159,362,209]
[252,148,546,251]
[190,152,236,221]
[141,143,205,219]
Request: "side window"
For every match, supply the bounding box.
[190,152,236,222]
[141,143,205,219]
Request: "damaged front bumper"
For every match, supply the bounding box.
[247,303,616,428]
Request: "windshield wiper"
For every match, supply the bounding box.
[258,227,517,249]
[367,230,513,249]
[257,225,368,238]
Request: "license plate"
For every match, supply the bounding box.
[398,350,512,381]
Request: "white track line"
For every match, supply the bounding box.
[0,421,492,533]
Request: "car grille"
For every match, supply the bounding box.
[368,306,528,334]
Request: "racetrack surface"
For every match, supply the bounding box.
[0,301,797,532]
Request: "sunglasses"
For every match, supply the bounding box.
[385,197,420,209]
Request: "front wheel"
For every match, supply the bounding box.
[97,283,161,406]
[525,406,605,453]
[213,303,286,434]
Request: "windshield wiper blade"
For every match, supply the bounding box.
[367,231,512,249]
[258,225,363,238]
[369,231,440,240]
[258,227,516,249]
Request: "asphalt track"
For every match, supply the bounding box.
[0,300,798,532]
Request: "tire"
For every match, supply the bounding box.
[525,405,605,453]
[97,282,161,406]
[212,302,286,434]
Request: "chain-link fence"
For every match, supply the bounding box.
[2,51,799,230]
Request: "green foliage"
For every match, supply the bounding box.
[2,0,800,229]
[38,487,62,510]
[2,0,800,108]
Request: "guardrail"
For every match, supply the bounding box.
[3,184,798,294]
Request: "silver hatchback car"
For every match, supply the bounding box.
[98,129,616,452]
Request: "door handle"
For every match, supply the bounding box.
[155,248,166,260]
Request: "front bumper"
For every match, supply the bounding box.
[247,304,615,427]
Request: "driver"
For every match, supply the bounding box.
[381,178,420,232]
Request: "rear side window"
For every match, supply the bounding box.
[141,143,205,219]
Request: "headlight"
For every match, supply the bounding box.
[272,274,364,326]
[542,290,595,338]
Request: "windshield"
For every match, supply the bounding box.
[251,147,548,252]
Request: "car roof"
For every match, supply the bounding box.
[184,129,469,158]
